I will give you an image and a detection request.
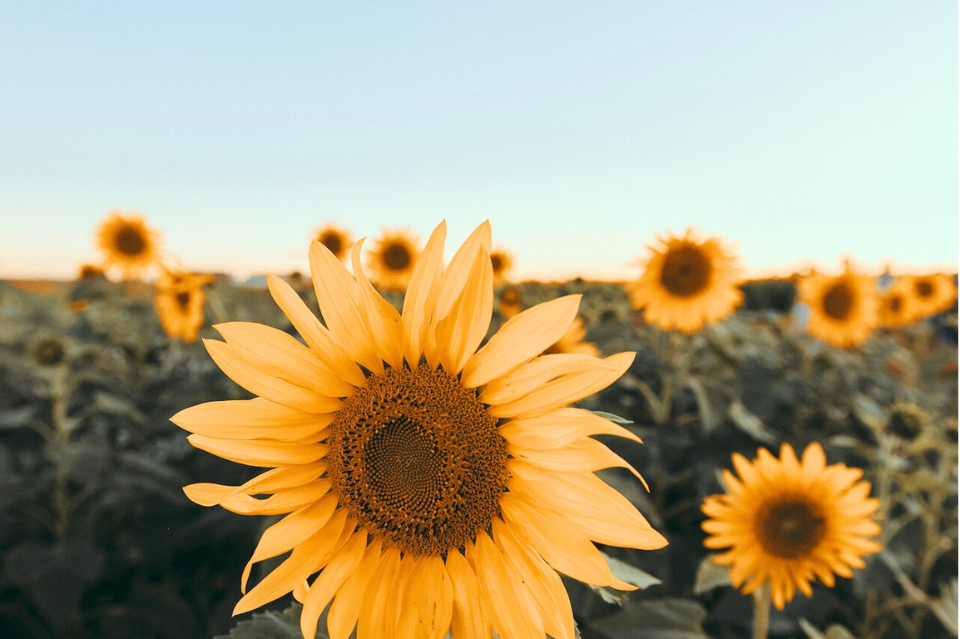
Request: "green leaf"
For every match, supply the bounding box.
[215,602,316,639]
[589,410,634,425]
[693,555,732,594]
[798,618,858,639]
[589,553,662,606]
[590,598,710,639]
[728,399,777,444]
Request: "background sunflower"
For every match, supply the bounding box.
[365,227,421,291]
[798,267,878,348]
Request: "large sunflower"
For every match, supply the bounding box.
[96,212,161,279]
[155,269,213,343]
[797,266,878,348]
[629,229,743,333]
[173,221,667,639]
[366,227,421,290]
[905,273,957,321]
[702,442,882,610]
[314,223,353,263]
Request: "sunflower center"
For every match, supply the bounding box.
[328,365,507,556]
[115,226,146,256]
[491,254,503,272]
[757,499,825,559]
[176,291,191,309]
[822,282,854,320]
[660,246,711,297]
[32,339,65,366]
[915,279,934,298]
[383,243,411,271]
[320,233,342,256]
[888,295,902,313]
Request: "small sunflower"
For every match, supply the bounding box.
[155,270,213,343]
[629,228,743,333]
[78,264,105,280]
[702,442,882,610]
[545,317,600,357]
[365,227,421,291]
[499,285,522,319]
[96,212,161,279]
[797,266,878,348]
[878,279,917,328]
[905,273,957,321]
[490,247,514,284]
[314,223,353,263]
[173,221,667,639]
[886,401,929,441]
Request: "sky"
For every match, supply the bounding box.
[1,1,956,282]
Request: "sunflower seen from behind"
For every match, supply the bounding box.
[96,212,161,279]
[366,227,420,290]
[314,223,353,263]
[797,266,878,348]
[701,442,881,611]
[155,269,214,343]
[629,228,743,333]
[173,221,667,639]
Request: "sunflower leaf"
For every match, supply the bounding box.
[798,618,858,639]
[588,410,634,425]
[215,602,313,639]
[728,399,777,444]
[590,598,709,639]
[693,555,732,594]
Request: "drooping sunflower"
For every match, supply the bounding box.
[878,279,916,328]
[490,247,514,285]
[545,317,600,357]
[96,212,161,279]
[314,223,353,263]
[702,442,882,610]
[366,227,421,290]
[173,221,667,639]
[155,270,213,343]
[905,273,957,321]
[629,228,743,333]
[797,266,878,348]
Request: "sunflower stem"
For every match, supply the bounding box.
[752,582,771,639]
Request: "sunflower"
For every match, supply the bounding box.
[797,266,878,348]
[173,221,667,639]
[96,212,161,279]
[878,279,917,328]
[490,247,514,284]
[702,442,881,610]
[545,317,600,357]
[629,228,743,333]
[155,270,213,343]
[314,223,353,263]
[905,273,957,321]
[366,227,420,291]
[499,285,522,319]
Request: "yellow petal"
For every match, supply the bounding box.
[233,507,349,615]
[509,436,649,489]
[433,243,493,375]
[187,479,330,517]
[402,221,446,366]
[462,295,582,388]
[171,398,333,441]
[350,239,404,369]
[492,518,575,639]
[204,340,341,414]
[267,274,366,387]
[215,322,356,398]
[500,493,636,590]
[469,531,545,639]
[327,539,383,639]
[309,239,383,374]
[433,221,492,322]
[186,434,328,467]
[300,530,368,639]
[486,352,635,418]
[183,463,326,508]
[446,549,491,639]
[479,354,606,405]
[357,546,402,639]
[396,555,453,639]
[498,407,642,450]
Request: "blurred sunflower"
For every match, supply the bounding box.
[545,317,599,357]
[173,221,666,639]
[314,223,353,263]
[702,442,882,610]
[878,279,916,328]
[490,247,514,284]
[886,401,929,441]
[78,263,105,280]
[366,227,420,290]
[797,266,878,348]
[499,285,522,319]
[629,228,743,333]
[906,273,957,320]
[155,270,213,343]
[96,212,161,279]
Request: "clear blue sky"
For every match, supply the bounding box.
[1,1,956,281]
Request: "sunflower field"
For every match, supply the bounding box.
[0,221,956,639]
